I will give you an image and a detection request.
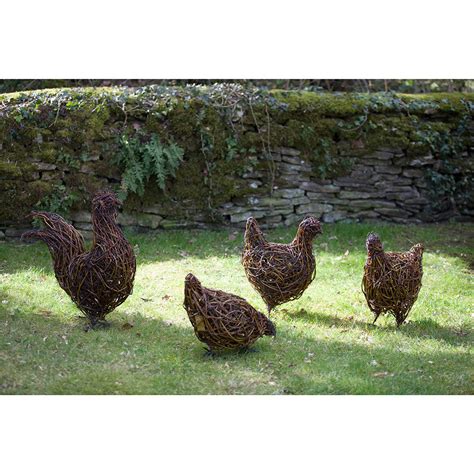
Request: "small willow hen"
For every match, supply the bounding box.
[362,233,424,327]
[241,216,322,313]
[183,273,276,352]
[22,191,136,328]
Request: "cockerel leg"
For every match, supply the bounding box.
[84,318,111,331]
[372,313,381,325]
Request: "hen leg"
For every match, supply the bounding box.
[203,347,217,358]
[372,312,381,325]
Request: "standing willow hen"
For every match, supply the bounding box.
[241,216,322,313]
[184,273,276,352]
[22,191,136,328]
[362,233,424,326]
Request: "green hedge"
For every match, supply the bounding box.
[0,84,473,225]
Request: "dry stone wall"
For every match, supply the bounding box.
[60,144,471,240]
[219,146,438,227]
[0,86,473,239]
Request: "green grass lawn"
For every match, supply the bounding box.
[0,222,472,394]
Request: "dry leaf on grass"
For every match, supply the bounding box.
[373,371,393,378]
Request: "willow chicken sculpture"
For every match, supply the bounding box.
[22,191,136,328]
[183,273,276,352]
[362,233,424,327]
[241,216,322,314]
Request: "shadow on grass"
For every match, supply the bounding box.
[279,307,473,348]
[1,288,473,395]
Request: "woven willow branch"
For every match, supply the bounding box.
[22,191,136,327]
[362,233,424,326]
[184,273,276,351]
[242,216,322,313]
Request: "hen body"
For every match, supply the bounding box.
[362,233,424,326]
[183,273,276,351]
[241,216,322,313]
[22,191,136,327]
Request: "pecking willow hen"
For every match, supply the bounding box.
[241,216,322,313]
[184,273,276,352]
[362,232,424,327]
[22,191,136,328]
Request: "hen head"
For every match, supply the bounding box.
[245,217,266,245]
[366,232,384,256]
[92,191,122,217]
[246,216,263,234]
[185,273,202,292]
[298,216,322,238]
[411,243,424,257]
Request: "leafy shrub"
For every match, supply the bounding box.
[35,184,79,216]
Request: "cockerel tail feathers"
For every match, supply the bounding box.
[21,210,86,255]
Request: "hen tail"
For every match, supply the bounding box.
[244,217,267,248]
[263,316,276,337]
[22,211,85,271]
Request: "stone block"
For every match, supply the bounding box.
[367,150,394,160]
[295,203,333,215]
[351,210,380,219]
[273,188,305,199]
[137,213,163,229]
[322,211,348,223]
[248,180,263,189]
[75,222,93,231]
[5,227,29,238]
[118,213,138,226]
[70,211,92,223]
[281,155,306,165]
[291,196,310,206]
[273,147,301,156]
[374,165,402,175]
[338,191,371,199]
[283,214,303,226]
[261,215,283,224]
[300,183,340,193]
[350,200,397,210]
[409,154,434,166]
[402,168,425,178]
[230,210,265,223]
[378,208,412,218]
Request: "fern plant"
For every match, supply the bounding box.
[114,133,184,199]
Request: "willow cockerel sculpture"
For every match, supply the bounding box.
[361,232,424,327]
[183,273,276,352]
[241,216,322,314]
[22,191,136,328]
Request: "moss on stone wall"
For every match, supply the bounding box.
[0,85,473,226]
